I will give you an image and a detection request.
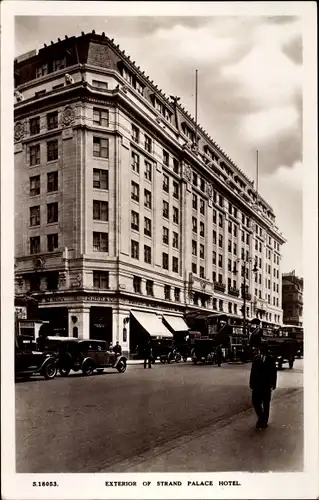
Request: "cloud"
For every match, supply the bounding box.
[240,106,299,144]
[262,161,303,192]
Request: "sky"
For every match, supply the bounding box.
[15,14,304,276]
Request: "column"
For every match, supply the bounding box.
[112,308,130,355]
[68,307,90,339]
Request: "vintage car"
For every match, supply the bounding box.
[37,337,127,376]
[191,337,222,365]
[15,336,57,380]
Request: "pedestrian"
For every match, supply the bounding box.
[249,342,277,430]
[144,340,152,369]
[113,341,122,355]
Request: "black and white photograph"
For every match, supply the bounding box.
[1,1,318,499]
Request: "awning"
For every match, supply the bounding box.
[163,315,190,333]
[131,311,173,338]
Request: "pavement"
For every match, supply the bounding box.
[116,387,303,473]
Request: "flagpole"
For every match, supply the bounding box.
[256,150,259,207]
[195,69,198,144]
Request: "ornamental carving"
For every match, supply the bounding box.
[33,256,46,270]
[15,275,24,291]
[183,163,192,182]
[58,272,68,289]
[206,182,213,197]
[61,106,75,127]
[14,121,25,142]
[72,273,82,288]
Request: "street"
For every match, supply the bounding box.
[15,359,303,473]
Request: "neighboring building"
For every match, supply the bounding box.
[14,31,286,354]
[282,271,303,326]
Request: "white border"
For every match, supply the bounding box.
[1,2,318,499]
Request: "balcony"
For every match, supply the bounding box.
[228,287,239,297]
[242,292,252,301]
[214,281,226,293]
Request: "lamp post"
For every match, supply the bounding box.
[233,257,258,338]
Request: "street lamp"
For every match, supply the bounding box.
[233,257,258,338]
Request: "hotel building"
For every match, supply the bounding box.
[282,271,303,326]
[14,31,286,353]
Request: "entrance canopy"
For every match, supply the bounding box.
[131,311,173,338]
[163,315,189,333]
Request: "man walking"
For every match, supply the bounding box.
[144,340,152,369]
[249,342,277,429]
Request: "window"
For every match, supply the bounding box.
[192,217,197,233]
[93,232,108,252]
[192,172,197,186]
[93,169,108,189]
[228,240,232,253]
[30,175,40,196]
[192,194,198,210]
[163,201,169,219]
[30,206,40,227]
[213,230,216,244]
[93,108,109,127]
[164,285,171,300]
[213,271,216,282]
[259,242,262,252]
[213,252,217,265]
[131,240,139,259]
[259,290,262,299]
[93,200,108,221]
[146,280,154,296]
[233,225,237,237]
[242,232,246,243]
[234,304,237,315]
[200,221,205,237]
[144,135,152,153]
[219,213,223,228]
[200,199,205,215]
[192,263,197,274]
[52,58,66,71]
[174,287,181,302]
[162,253,169,270]
[163,227,169,245]
[173,207,179,224]
[219,194,224,207]
[228,303,233,314]
[30,236,40,254]
[233,207,237,218]
[200,178,205,192]
[133,276,142,293]
[213,210,217,224]
[93,137,109,158]
[218,254,223,267]
[47,111,58,130]
[30,117,40,135]
[163,174,169,192]
[255,240,258,251]
[131,210,139,231]
[144,217,151,237]
[259,274,262,285]
[228,221,232,234]
[233,242,237,255]
[200,244,205,259]
[93,271,109,289]
[228,277,232,289]
[47,140,58,161]
[47,233,58,252]
[219,300,223,312]
[131,181,139,202]
[172,232,179,249]
[172,257,179,273]
[47,202,58,223]
[218,234,223,248]
[173,181,179,199]
[131,125,140,143]
[255,288,258,297]
[47,171,58,192]
[144,161,152,181]
[30,144,40,166]
[200,266,205,278]
[173,158,179,174]
[92,80,108,90]
[131,152,139,173]
[163,150,169,166]
[144,245,152,264]
[192,240,197,256]
[213,298,217,310]
[36,64,48,78]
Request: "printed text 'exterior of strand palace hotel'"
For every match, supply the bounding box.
[14,31,286,354]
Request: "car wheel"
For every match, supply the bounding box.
[160,357,166,364]
[192,357,198,364]
[43,361,57,380]
[59,366,71,377]
[175,354,181,363]
[116,360,126,373]
[183,357,188,362]
[82,361,95,376]
[96,369,104,374]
